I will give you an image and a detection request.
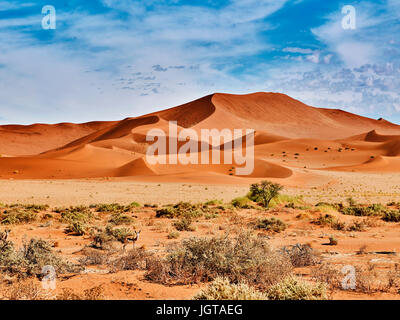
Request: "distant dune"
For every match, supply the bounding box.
[1,92,400,184]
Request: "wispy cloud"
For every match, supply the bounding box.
[0,0,399,124]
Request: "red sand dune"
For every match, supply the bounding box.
[1,92,400,183]
[0,121,116,156]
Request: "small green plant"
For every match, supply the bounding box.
[231,197,253,209]
[173,217,195,231]
[204,200,223,206]
[168,231,180,239]
[56,206,93,223]
[108,213,134,225]
[312,214,337,226]
[266,276,327,300]
[255,218,287,233]
[328,236,338,246]
[193,277,268,300]
[106,226,133,243]
[248,181,283,208]
[66,221,87,236]
[156,202,203,219]
[1,209,38,225]
[382,210,400,222]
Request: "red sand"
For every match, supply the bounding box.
[1,92,400,184]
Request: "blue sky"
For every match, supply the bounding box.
[0,0,399,124]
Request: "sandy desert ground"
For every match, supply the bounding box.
[1,92,400,300]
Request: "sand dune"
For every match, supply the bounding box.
[1,92,400,183]
[0,121,116,156]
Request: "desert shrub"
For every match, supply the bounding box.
[281,244,318,267]
[66,221,87,236]
[92,225,137,249]
[20,238,77,276]
[156,202,203,219]
[129,202,141,208]
[193,277,268,300]
[56,285,105,300]
[0,237,79,277]
[266,276,327,300]
[347,220,366,231]
[312,214,337,226]
[248,181,283,208]
[106,226,133,243]
[315,202,338,214]
[387,201,400,208]
[346,197,357,207]
[168,231,180,239]
[93,202,140,213]
[156,207,176,218]
[2,280,54,300]
[0,238,21,273]
[108,213,135,225]
[79,248,110,266]
[311,264,342,289]
[1,208,38,225]
[340,204,387,217]
[145,232,292,290]
[231,197,253,209]
[255,218,287,233]
[269,194,304,208]
[328,236,338,246]
[173,217,195,231]
[204,213,219,220]
[109,247,153,272]
[331,220,346,230]
[204,200,223,206]
[56,206,93,223]
[23,204,49,212]
[382,210,400,222]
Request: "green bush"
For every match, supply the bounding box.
[173,217,195,231]
[92,203,141,213]
[231,197,253,209]
[382,210,400,222]
[66,221,87,236]
[248,181,283,208]
[1,209,38,225]
[266,276,327,300]
[312,214,337,226]
[281,244,318,267]
[255,218,287,233]
[168,231,180,239]
[106,226,133,243]
[56,206,93,223]
[108,213,134,225]
[193,277,268,300]
[156,202,203,219]
[340,204,387,217]
[204,200,223,206]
